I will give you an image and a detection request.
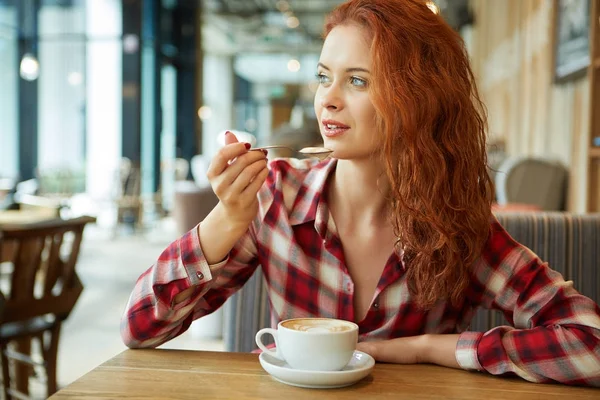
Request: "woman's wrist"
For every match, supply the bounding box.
[418,334,433,364]
[212,202,254,236]
[419,334,461,368]
[198,203,250,265]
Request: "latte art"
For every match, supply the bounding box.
[289,324,352,333]
[281,318,355,333]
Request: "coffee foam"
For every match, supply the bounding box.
[281,318,354,333]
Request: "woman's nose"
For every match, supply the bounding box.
[320,88,343,111]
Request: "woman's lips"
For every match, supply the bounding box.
[322,120,350,137]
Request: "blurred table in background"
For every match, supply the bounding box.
[0,209,60,265]
[0,208,59,227]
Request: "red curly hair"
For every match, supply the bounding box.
[325,0,494,309]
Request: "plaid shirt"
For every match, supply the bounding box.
[122,158,600,386]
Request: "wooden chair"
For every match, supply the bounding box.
[0,216,95,399]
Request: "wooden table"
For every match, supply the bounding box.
[50,349,599,399]
[0,208,58,227]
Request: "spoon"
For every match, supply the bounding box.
[250,145,333,160]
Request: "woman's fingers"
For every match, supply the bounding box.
[207,142,250,178]
[206,127,268,205]
[242,165,269,196]
[220,150,267,186]
[209,147,268,201]
[229,158,268,194]
[224,130,239,145]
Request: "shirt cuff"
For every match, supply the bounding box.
[183,223,231,284]
[180,223,215,285]
[456,331,484,371]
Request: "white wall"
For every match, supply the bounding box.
[252,83,274,144]
[160,65,177,210]
[0,6,18,179]
[202,54,234,158]
[38,5,86,171]
[85,0,122,201]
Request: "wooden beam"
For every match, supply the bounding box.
[587,0,600,212]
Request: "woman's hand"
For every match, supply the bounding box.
[357,336,427,364]
[206,131,268,231]
[356,334,461,368]
[194,131,268,266]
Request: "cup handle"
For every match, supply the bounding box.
[255,328,282,360]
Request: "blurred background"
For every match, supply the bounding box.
[0,0,599,397]
[0,0,598,220]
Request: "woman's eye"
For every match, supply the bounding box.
[316,73,330,84]
[350,76,367,88]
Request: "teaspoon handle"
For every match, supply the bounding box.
[249,145,294,151]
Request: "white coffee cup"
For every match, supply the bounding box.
[255,317,358,371]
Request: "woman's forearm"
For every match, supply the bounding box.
[198,201,252,265]
[357,334,460,369]
[172,202,251,305]
[421,334,461,368]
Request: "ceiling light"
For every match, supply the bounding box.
[276,0,290,12]
[287,59,301,72]
[286,16,299,29]
[20,53,39,81]
[198,105,213,120]
[426,1,440,14]
[123,34,139,54]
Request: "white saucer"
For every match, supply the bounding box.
[258,350,375,389]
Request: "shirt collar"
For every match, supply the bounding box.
[287,157,405,266]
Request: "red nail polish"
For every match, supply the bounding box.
[262,149,268,155]
[225,130,232,136]
[244,143,251,149]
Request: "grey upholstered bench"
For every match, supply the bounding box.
[222,212,600,352]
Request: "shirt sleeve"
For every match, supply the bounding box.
[456,219,600,386]
[120,222,260,348]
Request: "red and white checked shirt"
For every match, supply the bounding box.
[121,158,600,386]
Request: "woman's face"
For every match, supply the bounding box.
[314,24,379,160]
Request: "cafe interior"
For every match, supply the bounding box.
[0,0,599,398]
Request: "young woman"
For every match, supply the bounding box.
[121,0,600,386]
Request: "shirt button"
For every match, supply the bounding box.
[373,302,379,309]
[196,272,204,280]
